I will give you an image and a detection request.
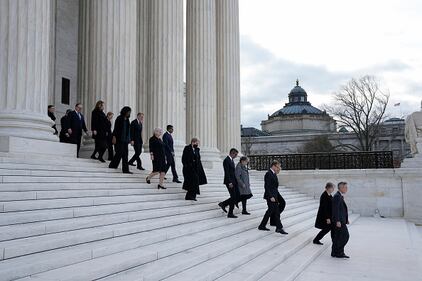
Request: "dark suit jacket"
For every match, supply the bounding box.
[315,191,333,229]
[162,132,174,158]
[69,111,87,138]
[223,156,236,185]
[130,119,143,145]
[332,191,348,225]
[91,109,108,138]
[263,169,280,200]
[112,115,130,144]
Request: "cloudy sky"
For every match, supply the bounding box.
[239,0,422,128]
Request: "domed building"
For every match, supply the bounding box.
[261,80,337,135]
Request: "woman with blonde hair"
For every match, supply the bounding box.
[146,128,167,189]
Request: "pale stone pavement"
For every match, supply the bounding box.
[295,218,422,281]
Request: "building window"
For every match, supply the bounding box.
[61,77,70,105]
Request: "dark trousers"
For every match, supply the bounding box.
[239,194,252,212]
[259,199,283,230]
[185,189,197,200]
[107,138,114,161]
[109,142,129,172]
[221,184,239,215]
[92,138,106,160]
[165,155,178,180]
[270,194,286,226]
[331,224,349,256]
[128,144,143,168]
[314,226,332,242]
[74,135,82,158]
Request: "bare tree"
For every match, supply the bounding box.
[325,75,390,151]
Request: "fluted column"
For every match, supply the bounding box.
[147,0,185,145]
[216,0,241,155]
[0,0,56,141]
[186,0,218,152]
[78,0,137,126]
[137,0,149,142]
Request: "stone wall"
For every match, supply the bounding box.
[276,168,422,224]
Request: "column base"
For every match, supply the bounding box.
[0,136,76,158]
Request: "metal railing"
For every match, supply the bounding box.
[248,151,394,171]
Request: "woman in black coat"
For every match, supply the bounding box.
[182,138,207,201]
[59,109,72,143]
[146,128,167,189]
[106,112,114,161]
[313,182,335,245]
[90,100,108,162]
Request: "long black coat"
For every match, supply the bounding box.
[332,191,349,224]
[113,115,130,144]
[315,191,333,229]
[91,109,108,139]
[149,136,166,172]
[59,115,70,143]
[182,145,207,194]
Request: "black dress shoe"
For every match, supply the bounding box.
[258,226,270,231]
[98,158,106,163]
[128,163,136,166]
[313,240,323,245]
[90,155,97,160]
[157,185,167,190]
[242,211,251,215]
[227,214,238,218]
[218,202,227,213]
[173,179,182,183]
[123,171,133,174]
[339,254,350,258]
[164,177,168,180]
[146,177,151,184]
[138,167,145,170]
[276,229,288,235]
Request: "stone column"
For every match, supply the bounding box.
[0,0,57,142]
[216,0,241,155]
[78,0,138,126]
[186,0,221,166]
[146,0,185,146]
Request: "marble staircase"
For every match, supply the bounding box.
[0,154,358,281]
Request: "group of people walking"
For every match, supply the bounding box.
[48,102,350,258]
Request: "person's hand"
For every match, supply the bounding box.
[270,197,276,202]
[93,130,97,135]
[336,221,341,228]
[347,220,350,225]
[112,136,116,145]
[67,128,72,134]
[65,133,69,137]
[150,154,154,161]
[326,218,331,224]
[172,152,175,157]
[228,183,233,188]
[131,141,134,146]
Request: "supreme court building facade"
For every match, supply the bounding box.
[0,0,241,163]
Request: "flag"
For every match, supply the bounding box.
[394,103,400,106]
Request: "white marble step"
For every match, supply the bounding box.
[0,187,302,213]
[0,181,281,192]
[257,214,360,281]
[14,208,317,281]
[218,214,360,281]
[0,201,317,260]
[0,182,277,201]
[163,219,318,281]
[0,196,314,245]
[0,194,308,229]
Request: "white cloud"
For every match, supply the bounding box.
[239,0,422,128]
